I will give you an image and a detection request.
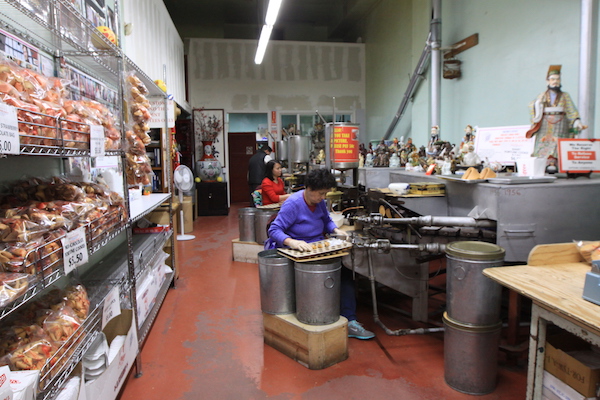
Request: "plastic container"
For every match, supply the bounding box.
[294,258,341,325]
[258,250,295,315]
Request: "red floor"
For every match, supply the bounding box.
[120,203,527,399]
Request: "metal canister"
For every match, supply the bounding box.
[276,140,288,161]
[294,258,341,325]
[445,241,505,325]
[254,209,278,245]
[288,135,311,163]
[443,312,502,395]
[238,208,257,242]
[258,250,295,315]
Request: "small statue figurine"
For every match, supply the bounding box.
[426,125,440,157]
[365,152,374,167]
[316,149,325,164]
[373,140,390,167]
[389,151,400,168]
[462,144,481,166]
[359,143,368,159]
[389,137,400,152]
[460,125,476,155]
[359,153,365,168]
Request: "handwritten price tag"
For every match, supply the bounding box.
[102,286,121,329]
[61,227,89,274]
[90,125,105,157]
[0,103,20,155]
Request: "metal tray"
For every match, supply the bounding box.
[438,175,486,183]
[486,176,557,185]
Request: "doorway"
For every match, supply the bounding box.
[228,132,257,204]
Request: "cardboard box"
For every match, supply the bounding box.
[545,333,600,397]
[182,197,193,234]
[84,310,138,400]
[543,370,597,400]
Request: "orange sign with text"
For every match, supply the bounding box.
[331,124,359,163]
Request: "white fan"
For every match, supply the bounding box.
[173,165,196,241]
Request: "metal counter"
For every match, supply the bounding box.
[390,171,600,262]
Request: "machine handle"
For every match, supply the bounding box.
[503,229,535,237]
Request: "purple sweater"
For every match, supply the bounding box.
[268,190,337,247]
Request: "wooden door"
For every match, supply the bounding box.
[228,132,256,204]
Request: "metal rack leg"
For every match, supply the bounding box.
[135,353,143,378]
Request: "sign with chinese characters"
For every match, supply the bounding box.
[475,125,534,164]
[62,227,89,274]
[558,139,600,172]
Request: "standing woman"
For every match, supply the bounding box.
[261,160,291,205]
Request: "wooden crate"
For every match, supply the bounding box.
[232,239,263,263]
[263,313,348,370]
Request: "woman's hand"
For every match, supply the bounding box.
[285,238,312,252]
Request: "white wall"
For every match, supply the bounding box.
[187,38,365,115]
[363,0,599,147]
[121,0,187,109]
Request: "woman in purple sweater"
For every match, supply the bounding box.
[268,169,375,340]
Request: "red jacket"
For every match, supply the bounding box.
[261,177,285,205]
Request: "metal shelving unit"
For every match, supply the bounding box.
[0,0,175,398]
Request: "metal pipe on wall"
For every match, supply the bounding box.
[578,0,598,138]
[430,0,442,130]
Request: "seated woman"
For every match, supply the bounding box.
[268,168,375,340]
[261,160,291,205]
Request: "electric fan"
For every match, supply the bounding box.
[173,165,196,241]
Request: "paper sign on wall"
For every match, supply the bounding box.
[61,227,89,274]
[0,103,19,155]
[475,125,534,164]
[90,125,105,157]
[558,139,600,172]
[148,97,175,128]
[102,286,121,329]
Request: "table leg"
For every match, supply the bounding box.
[526,303,547,400]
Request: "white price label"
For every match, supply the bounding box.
[61,227,89,274]
[102,286,121,328]
[90,125,105,157]
[0,103,20,155]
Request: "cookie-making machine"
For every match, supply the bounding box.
[341,197,497,325]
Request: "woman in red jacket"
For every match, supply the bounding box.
[261,160,291,205]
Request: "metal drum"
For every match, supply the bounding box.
[328,123,359,169]
[258,250,295,315]
[254,209,278,245]
[238,208,257,242]
[445,241,505,325]
[288,136,311,163]
[294,258,341,325]
[276,140,288,161]
[443,312,502,395]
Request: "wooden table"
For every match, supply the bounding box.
[483,243,600,399]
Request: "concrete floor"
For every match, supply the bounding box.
[120,203,527,400]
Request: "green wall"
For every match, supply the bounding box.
[363,0,598,148]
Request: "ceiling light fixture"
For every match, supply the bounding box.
[254,0,283,65]
[254,24,273,64]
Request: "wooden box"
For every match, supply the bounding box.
[409,182,445,195]
[263,313,348,370]
[232,239,263,263]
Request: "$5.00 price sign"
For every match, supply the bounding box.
[61,227,89,274]
[0,103,19,155]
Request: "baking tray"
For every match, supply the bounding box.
[486,176,557,184]
[256,203,281,209]
[278,238,352,262]
[438,175,487,183]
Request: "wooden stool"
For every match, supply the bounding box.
[263,313,348,370]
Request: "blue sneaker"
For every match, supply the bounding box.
[347,320,375,340]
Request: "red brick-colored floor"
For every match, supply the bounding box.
[119,203,527,400]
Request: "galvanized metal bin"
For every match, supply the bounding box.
[255,209,278,245]
[294,258,341,325]
[238,208,257,243]
[443,312,502,395]
[446,241,505,325]
[258,250,295,315]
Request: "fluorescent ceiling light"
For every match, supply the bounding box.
[254,24,273,64]
[265,0,283,25]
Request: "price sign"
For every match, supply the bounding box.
[102,286,121,329]
[90,124,105,157]
[0,103,20,155]
[61,227,89,274]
